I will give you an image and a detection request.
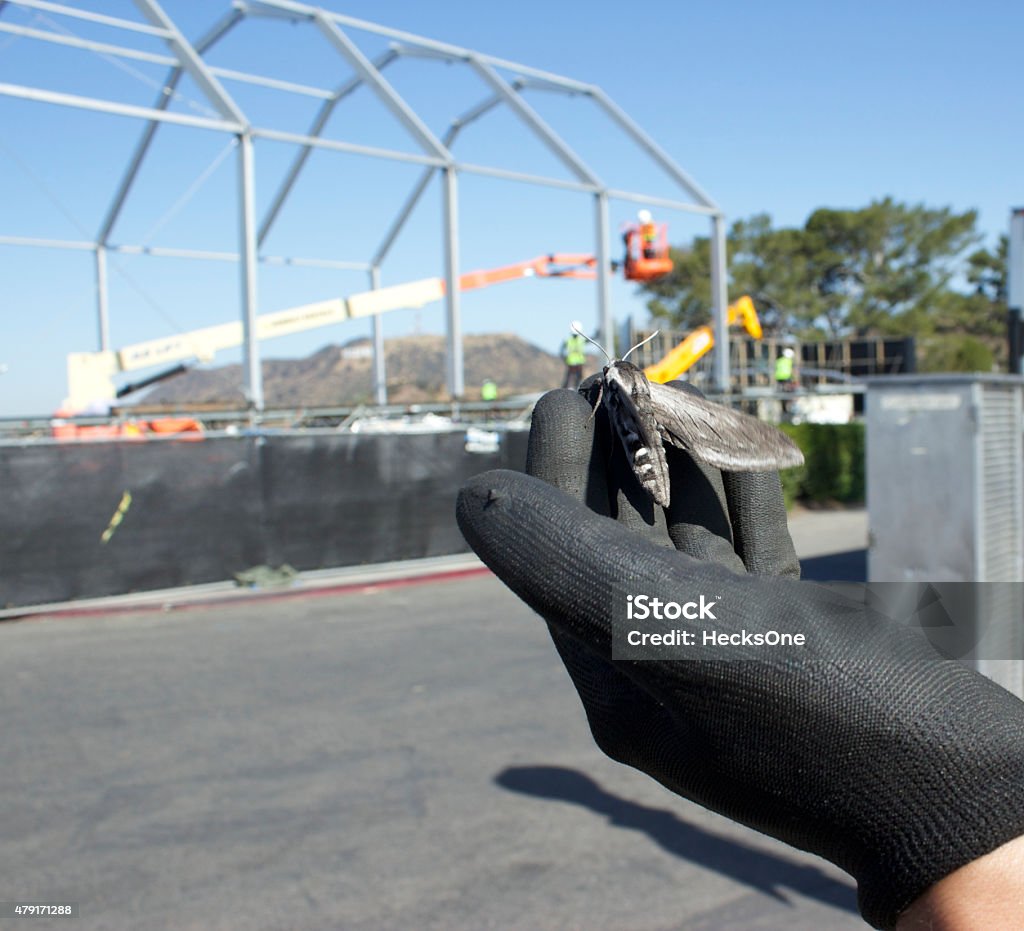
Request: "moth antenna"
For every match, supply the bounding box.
[571,322,612,365]
[622,330,660,363]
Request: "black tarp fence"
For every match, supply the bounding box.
[0,429,528,608]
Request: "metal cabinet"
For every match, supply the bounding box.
[867,375,1024,697]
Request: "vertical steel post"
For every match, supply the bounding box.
[369,266,387,405]
[1009,208,1024,375]
[237,132,262,411]
[594,191,614,353]
[1009,310,1022,376]
[710,213,730,392]
[442,166,463,398]
[95,245,110,352]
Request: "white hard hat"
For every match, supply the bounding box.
[637,209,652,224]
[783,348,795,358]
[571,320,584,332]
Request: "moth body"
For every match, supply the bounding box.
[602,361,672,507]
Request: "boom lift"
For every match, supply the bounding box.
[622,221,673,282]
[66,253,603,410]
[65,214,685,412]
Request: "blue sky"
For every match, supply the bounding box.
[0,0,1020,415]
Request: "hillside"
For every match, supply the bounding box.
[139,333,594,408]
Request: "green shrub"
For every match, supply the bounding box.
[779,421,865,506]
[919,335,994,373]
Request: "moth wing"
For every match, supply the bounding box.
[648,381,805,472]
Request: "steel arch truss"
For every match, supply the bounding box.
[0,0,730,408]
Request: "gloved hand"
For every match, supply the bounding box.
[456,386,1024,930]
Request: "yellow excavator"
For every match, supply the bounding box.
[643,295,762,384]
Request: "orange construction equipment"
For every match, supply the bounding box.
[644,295,762,384]
[453,254,599,290]
[623,222,673,282]
[51,413,204,441]
[51,418,145,441]
[66,247,674,413]
[146,417,204,435]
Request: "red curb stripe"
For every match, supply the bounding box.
[3,565,493,623]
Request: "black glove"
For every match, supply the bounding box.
[456,386,1024,929]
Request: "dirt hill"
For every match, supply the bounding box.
[140,333,595,408]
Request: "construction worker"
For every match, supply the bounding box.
[481,379,498,402]
[637,208,657,259]
[561,321,588,389]
[622,210,659,269]
[775,346,796,389]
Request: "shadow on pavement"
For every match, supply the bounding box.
[496,765,857,916]
[800,549,867,582]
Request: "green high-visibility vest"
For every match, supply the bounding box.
[564,334,587,366]
[775,355,794,382]
[481,380,498,401]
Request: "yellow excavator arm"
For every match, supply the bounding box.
[644,295,762,384]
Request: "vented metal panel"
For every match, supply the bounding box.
[867,375,1024,698]
[867,380,976,582]
[977,383,1024,581]
[975,384,1024,694]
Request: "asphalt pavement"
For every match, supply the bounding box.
[0,510,867,930]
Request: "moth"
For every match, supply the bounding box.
[574,325,805,507]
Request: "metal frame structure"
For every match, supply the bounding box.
[1010,208,1024,374]
[0,0,730,409]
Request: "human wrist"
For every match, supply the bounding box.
[895,833,1024,929]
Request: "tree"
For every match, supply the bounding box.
[918,335,994,373]
[637,199,988,344]
[802,198,980,336]
[641,236,714,332]
[640,215,818,334]
[728,215,822,334]
[924,235,1008,369]
[966,235,1008,304]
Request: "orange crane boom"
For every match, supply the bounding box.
[454,254,598,291]
[66,253,604,407]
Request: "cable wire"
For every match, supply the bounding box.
[30,9,220,120]
[138,136,237,245]
[0,134,188,336]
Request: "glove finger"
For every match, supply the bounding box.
[652,380,796,576]
[525,389,646,676]
[721,471,800,579]
[526,388,677,547]
[524,390,631,686]
[525,389,612,515]
[661,447,745,572]
[643,380,745,572]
